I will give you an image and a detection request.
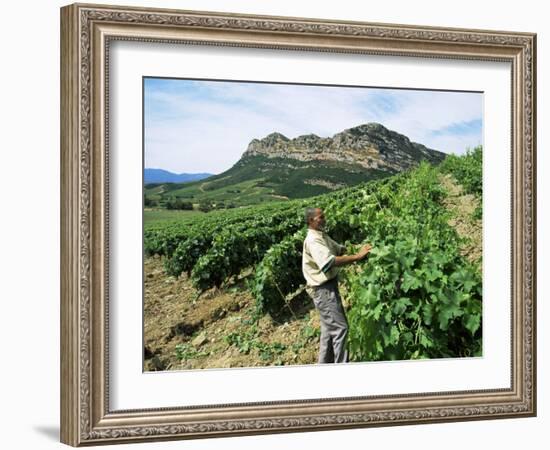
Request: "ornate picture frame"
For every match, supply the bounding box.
[60,3,536,446]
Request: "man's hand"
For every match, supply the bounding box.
[356,243,372,261]
[334,243,373,267]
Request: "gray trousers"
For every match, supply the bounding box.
[310,278,349,363]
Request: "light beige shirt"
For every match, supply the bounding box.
[302,229,346,288]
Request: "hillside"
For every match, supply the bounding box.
[145,123,446,207]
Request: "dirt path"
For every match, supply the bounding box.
[439,173,482,266]
[144,256,319,371]
[270,194,289,200]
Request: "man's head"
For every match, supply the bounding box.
[305,207,326,231]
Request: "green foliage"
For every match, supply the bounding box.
[147,155,398,209]
[165,232,214,277]
[144,209,204,227]
[225,326,287,363]
[174,343,210,361]
[147,150,483,363]
[144,196,158,207]
[250,161,482,361]
[250,174,402,316]
[440,146,483,197]
[341,163,482,361]
[144,227,191,258]
[251,231,306,316]
[191,210,304,291]
[144,200,301,258]
[165,197,194,210]
[198,200,213,213]
[472,205,482,221]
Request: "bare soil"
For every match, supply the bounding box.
[439,173,483,266]
[144,256,319,371]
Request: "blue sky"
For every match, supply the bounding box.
[144,78,483,174]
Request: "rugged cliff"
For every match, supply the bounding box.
[242,123,445,172]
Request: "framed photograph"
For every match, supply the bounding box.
[60,3,536,446]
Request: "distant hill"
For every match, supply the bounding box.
[144,169,213,184]
[144,123,447,207]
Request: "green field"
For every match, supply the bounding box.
[144,155,396,210]
[145,177,284,209]
[144,209,206,226]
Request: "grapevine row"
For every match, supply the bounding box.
[251,160,482,361]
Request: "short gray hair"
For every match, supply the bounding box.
[304,207,318,225]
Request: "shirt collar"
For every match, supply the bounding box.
[307,228,324,238]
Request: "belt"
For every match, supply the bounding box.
[310,276,338,290]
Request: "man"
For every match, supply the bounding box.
[302,207,371,363]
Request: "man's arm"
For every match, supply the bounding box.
[333,244,372,267]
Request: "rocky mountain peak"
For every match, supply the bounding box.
[261,132,289,144]
[346,122,389,134]
[242,122,445,172]
[294,133,321,143]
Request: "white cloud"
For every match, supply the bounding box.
[374,91,482,155]
[145,81,482,172]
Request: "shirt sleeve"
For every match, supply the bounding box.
[309,236,336,273]
[327,235,346,256]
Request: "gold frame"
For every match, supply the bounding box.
[60,3,536,446]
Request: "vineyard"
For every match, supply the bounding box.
[144,146,483,369]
